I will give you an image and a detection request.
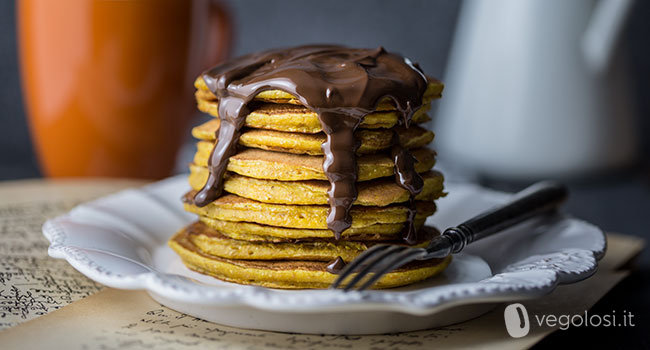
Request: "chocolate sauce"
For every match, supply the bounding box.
[194,45,428,241]
[326,256,346,274]
[391,131,424,244]
[402,198,419,244]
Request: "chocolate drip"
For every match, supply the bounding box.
[391,131,424,244]
[326,256,346,274]
[319,111,363,239]
[194,45,428,240]
[402,198,419,244]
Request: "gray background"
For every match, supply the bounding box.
[3,0,650,176]
[0,0,461,179]
[1,0,649,347]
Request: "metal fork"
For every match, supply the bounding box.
[330,181,569,291]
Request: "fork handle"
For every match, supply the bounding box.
[438,181,568,255]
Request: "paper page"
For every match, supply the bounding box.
[0,234,637,349]
[0,272,627,350]
[599,233,645,271]
[0,179,146,329]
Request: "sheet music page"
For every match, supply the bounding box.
[0,179,146,329]
[0,270,628,350]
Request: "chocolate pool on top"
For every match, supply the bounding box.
[191,45,437,242]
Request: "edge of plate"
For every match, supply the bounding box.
[42,179,606,316]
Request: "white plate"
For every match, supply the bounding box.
[43,176,606,334]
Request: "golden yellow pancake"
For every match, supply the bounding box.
[183,193,436,229]
[189,170,445,206]
[193,147,436,182]
[196,100,432,133]
[194,76,444,106]
[192,120,434,156]
[197,100,431,134]
[198,216,426,242]
[184,221,436,261]
[169,227,452,289]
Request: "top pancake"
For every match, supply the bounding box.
[194,76,441,134]
[195,76,443,106]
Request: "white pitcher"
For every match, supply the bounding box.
[435,0,636,179]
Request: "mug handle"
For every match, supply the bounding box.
[203,0,233,69]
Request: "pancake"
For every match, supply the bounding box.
[193,147,436,182]
[195,75,444,106]
[177,47,448,289]
[192,120,434,155]
[169,227,451,289]
[197,100,432,133]
[184,221,437,261]
[198,216,427,242]
[189,170,445,206]
[183,193,436,229]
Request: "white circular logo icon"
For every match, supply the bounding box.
[504,303,530,338]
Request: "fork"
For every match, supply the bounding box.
[330,181,569,291]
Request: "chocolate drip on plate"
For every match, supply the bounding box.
[194,45,428,240]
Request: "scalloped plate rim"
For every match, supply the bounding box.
[42,176,606,316]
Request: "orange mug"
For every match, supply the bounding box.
[18,0,231,178]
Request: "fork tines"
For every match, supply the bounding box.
[330,244,427,291]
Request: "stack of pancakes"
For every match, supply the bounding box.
[169,74,450,289]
